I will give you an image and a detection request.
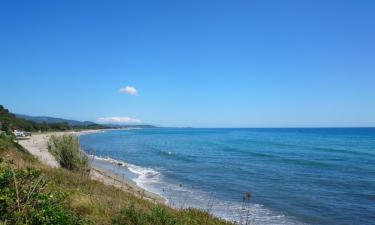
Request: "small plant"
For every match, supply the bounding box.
[112,204,178,225]
[0,158,85,224]
[48,135,89,173]
[112,204,150,225]
[112,203,232,225]
[239,192,252,225]
[0,133,14,151]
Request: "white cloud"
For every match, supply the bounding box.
[97,117,141,124]
[119,86,138,96]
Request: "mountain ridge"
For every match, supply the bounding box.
[15,114,96,126]
[15,113,157,129]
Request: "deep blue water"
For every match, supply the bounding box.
[79,128,375,225]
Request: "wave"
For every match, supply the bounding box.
[87,153,301,224]
[88,154,160,180]
[76,130,107,136]
[155,181,301,225]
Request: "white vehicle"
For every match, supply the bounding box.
[13,130,32,138]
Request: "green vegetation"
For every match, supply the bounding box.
[0,105,106,133]
[0,105,70,132]
[48,135,89,172]
[0,133,233,225]
[0,135,86,225]
[112,205,230,225]
[0,160,85,224]
[0,133,14,151]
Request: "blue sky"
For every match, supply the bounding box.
[1,0,374,127]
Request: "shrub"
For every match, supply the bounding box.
[150,206,177,225]
[112,204,151,225]
[112,204,231,225]
[112,204,177,225]
[0,133,13,152]
[48,135,88,173]
[0,158,85,224]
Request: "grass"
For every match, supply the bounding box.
[0,134,234,225]
[0,136,86,224]
[48,134,89,173]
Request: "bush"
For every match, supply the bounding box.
[0,158,85,224]
[112,204,151,225]
[0,133,13,152]
[48,135,88,173]
[112,204,231,225]
[112,204,177,225]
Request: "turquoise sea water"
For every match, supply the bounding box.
[79,128,375,225]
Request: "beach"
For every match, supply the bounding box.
[17,130,164,204]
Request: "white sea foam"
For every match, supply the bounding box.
[76,130,107,136]
[88,154,301,225]
[153,181,302,225]
[88,154,160,182]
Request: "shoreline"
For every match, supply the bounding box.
[90,164,165,203]
[17,130,165,204]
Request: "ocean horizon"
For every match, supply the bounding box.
[79,127,375,224]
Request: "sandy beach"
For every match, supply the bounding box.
[17,130,164,204]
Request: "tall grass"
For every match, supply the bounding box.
[0,157,85,224]
[48,134,88,173]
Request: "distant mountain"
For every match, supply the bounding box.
[15,114,158,129]
[15,114,96,126]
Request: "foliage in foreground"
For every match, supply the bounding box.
[0,133,14,151]
[0,159,85,225]
[112,204,231,225]
[48,134,89,172]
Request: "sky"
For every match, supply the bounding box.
[0,0,374,127]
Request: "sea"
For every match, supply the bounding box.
[79,128,375,225]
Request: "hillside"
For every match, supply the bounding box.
[0,105,106,132]
[15,113,158,129]
[15,114,97,126]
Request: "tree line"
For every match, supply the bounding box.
[0,105,105,133]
